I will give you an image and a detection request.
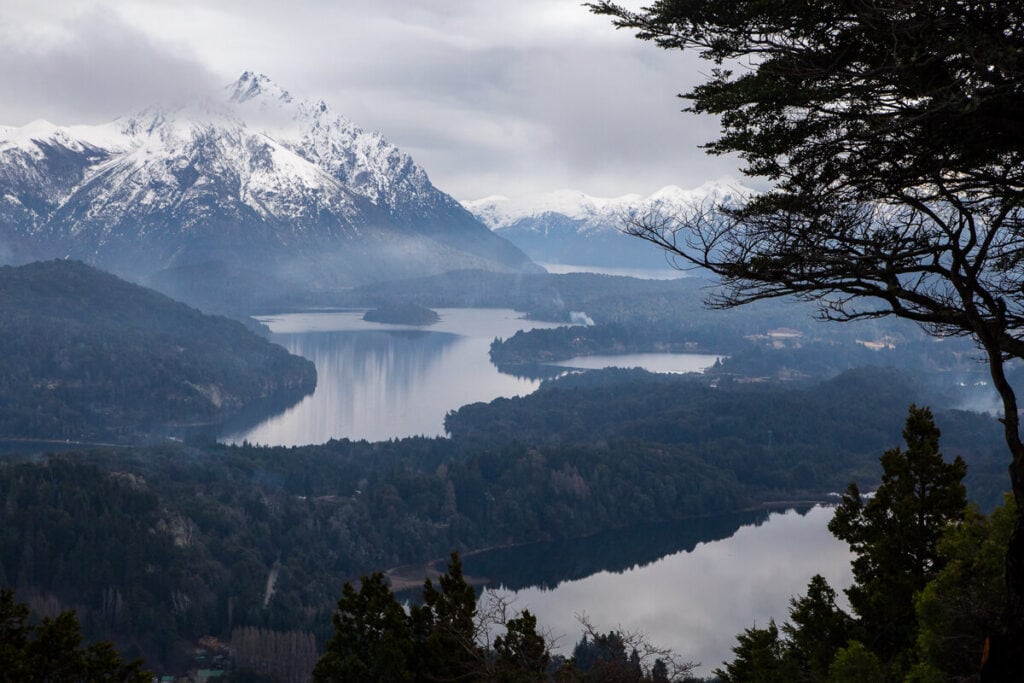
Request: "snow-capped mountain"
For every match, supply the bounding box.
[463,180,752,269]
[0,72,538,287]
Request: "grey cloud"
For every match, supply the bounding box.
[0,8,220,125]
[0,0,748,198]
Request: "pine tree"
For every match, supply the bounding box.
[494,610,549,681]
[828,405,967,673]
[0,588,150,682]
[410,552,482,681]
[312,572,413,682]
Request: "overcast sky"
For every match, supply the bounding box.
[0,0,748,200]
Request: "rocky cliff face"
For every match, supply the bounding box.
[0,72,538,288]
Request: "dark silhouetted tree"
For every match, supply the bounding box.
[312,572,413,682]
[715,621,796,683]
[587,3,1024,673]
[0,588,150,682]
[829,405,966,674]
[783,575,853,682]
[410,552,482,681]
[494,609,550,681]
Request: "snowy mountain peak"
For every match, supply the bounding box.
[463,178,754,231]
[228,71,294,106]
[0,72,537,287]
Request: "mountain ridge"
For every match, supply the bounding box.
[0,72,538,288]
[461,179,753,268]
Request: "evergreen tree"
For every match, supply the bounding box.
[828,641,883,683]
[715,621,797,683]
[783,575,852,682]
[494,609,550,682]
[828,405,967,673]
[912,495,1016,680]
[0,588,150,682]
[410,552,482,681]
[312,572,413,682]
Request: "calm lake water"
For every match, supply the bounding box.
[223,308,722,445]
[554,352,723,374]
[226,307,851,675]
[224,309,560,445]
[471,506,852,677]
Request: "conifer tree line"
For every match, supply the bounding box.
[231,626,318,683]
[312,552,694,682]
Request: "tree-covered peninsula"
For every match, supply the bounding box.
[0,260,316,443]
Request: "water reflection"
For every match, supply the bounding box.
[478,506,852,677]
[552,352,723,374]
[224,309,561,445]
[461,509,770,592]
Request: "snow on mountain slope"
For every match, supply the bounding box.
[464,180,752,233]
[0,72,537,287]
[462,181,753,269]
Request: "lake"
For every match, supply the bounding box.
[225,307,852,676]
[223,308,560,444]
[223,308,723,445]
[553,352,723,374]
[468,505,852,677]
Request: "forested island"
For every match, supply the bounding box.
[362,302,440,325]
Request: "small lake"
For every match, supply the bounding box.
[470,505,852,677]
[553,352,722,374]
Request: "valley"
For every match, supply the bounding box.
[1,9,1019,676]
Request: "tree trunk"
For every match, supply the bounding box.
[979,342,1024,681]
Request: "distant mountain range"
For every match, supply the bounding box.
[463,180,752,269]
[0,72,538,289]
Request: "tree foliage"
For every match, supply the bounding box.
[912,495,1016,681]
[829,405,967,667]
[0,588,150,682]
[313,572,413,682]
[588,1,1024,671]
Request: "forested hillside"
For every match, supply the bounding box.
[0,260,316,442]
[0,367,1007,672]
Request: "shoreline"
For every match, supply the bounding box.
[384,496,838,593]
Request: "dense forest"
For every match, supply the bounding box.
[0,367,1008,673]
[304,408,1011,682]
[362,303,440,326]
[0,260,316,443]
